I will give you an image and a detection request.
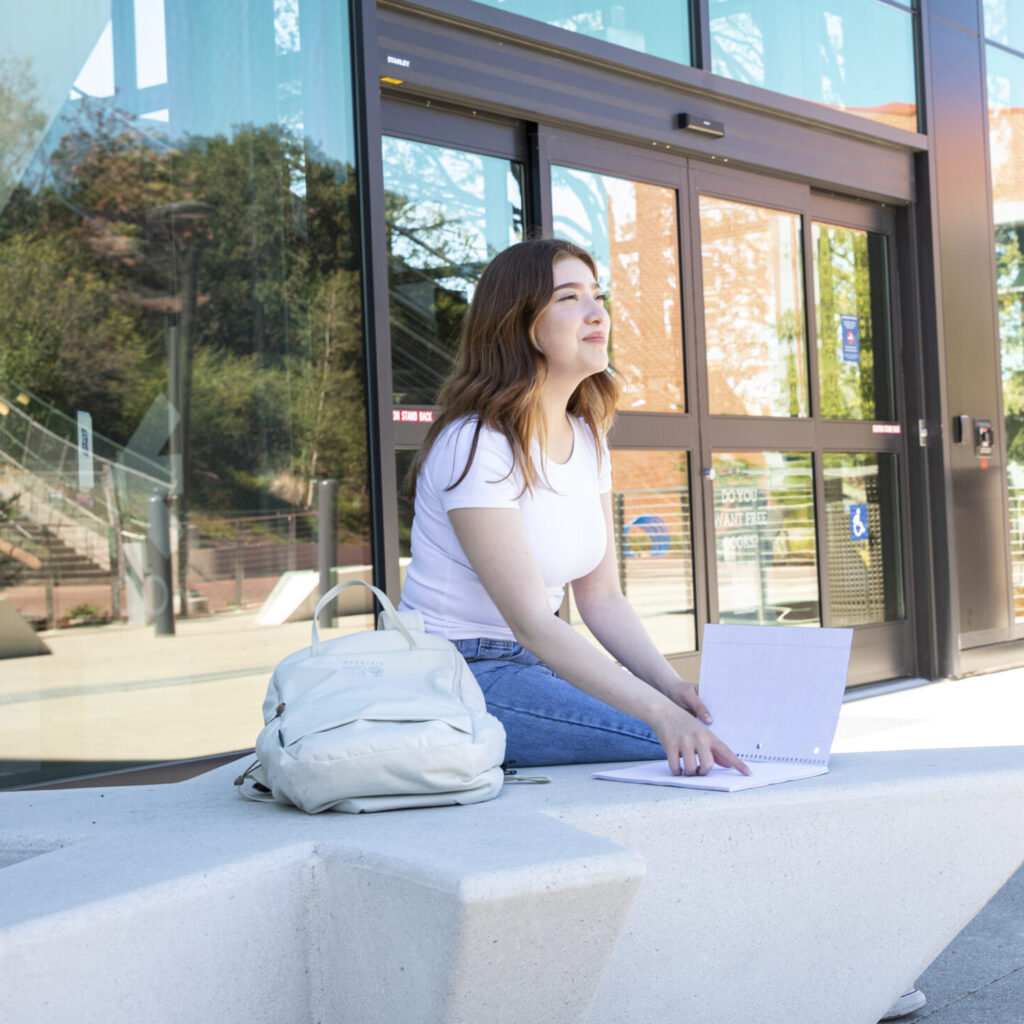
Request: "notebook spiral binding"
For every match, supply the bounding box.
[738,753,823,766]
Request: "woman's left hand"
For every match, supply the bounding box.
[660,679,714,725]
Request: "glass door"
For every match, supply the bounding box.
[552,156,701,653]
[541,134,912,683]
[379,99,528,565]
[693,169,911,683]
[544,132,706,671]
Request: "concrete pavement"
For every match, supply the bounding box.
[834,671,1024,1022]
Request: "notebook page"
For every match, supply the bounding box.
[593,760,828,792]
[698,624,853,766]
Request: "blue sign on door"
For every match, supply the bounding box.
[849,503,868,541]
[840,314,860,363]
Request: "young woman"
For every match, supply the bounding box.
[400,236,927,1018]
[399,237,747,778]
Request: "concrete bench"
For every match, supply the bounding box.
[3,747,1024,1024]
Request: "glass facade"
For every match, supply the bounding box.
[465,1,917,133]
[384,138,525,407]
[709,0,918,132]
[700,196,808,418]
[552,165,685,413]
[812,222,895,421]
[467,1,692,65]
[822,452,904,625]
[570,449,697,655]
[984,1,1024,54]
[711,451,819,625]
[0,0,368,786]
[987,40,1024,622]
[2,0,1010,790]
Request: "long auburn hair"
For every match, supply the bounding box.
[407,237,619,500]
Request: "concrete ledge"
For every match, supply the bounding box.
[2,747,1024,1023]
[0,767,643,1024]
[547,749,1024,1023]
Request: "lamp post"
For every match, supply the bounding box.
[149,201,214,620]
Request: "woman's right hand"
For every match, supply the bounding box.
[645,699,750,778]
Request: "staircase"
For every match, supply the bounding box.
[1,516,110,583]
[0,381,171,588]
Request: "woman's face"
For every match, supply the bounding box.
[531,256,610,390]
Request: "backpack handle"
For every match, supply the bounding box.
[311,579,417,654]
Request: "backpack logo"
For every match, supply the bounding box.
[341,659,384,678]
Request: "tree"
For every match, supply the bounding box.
[814,225,879,421]
[0,101,372,537]
[0,54,47,213]
[995,226,1024,464]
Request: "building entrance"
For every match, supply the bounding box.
[378,99,914,684]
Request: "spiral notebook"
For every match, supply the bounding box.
[593,623,854,792]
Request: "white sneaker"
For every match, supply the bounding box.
[880,988,926,1020]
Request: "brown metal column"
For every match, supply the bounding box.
[921,0,1012,665]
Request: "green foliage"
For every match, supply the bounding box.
[186,346,295,510]
[815,226,879,421]
[0,54,47,206]
[288,268,369,537]
[771,309,806,417]
[0,97,370,540]
[60,603,111,627]
[996,226,1024,464]
[0,229,150,438]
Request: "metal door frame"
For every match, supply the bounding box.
[368,99,917,682]
[689,165,914,683]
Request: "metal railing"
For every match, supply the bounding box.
[0,382,170,535]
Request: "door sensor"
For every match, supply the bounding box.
[676,113,725,138]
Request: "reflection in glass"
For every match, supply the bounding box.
[712,452,819,625]
[552,166,685,412]
[570,450,696,654]
[823,453,904,625]
[813,222,894,420]
[468,1,691,65]
[396,448,416,560]
[383,138,524,406]
[709,0,918,132]
[135,0,169,89]
[984,1,1024,52]
[394,448,417,596]
[0,0,370,787]
[988,45,1024,620]
[700,197,808,417]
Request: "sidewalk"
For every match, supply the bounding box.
[834,671,1024,1023]
[3,610,1024,1020]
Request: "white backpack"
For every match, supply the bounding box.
[236,580,506,813]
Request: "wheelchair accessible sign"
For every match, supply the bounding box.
[849,504,868,542]
[840,314,860,363]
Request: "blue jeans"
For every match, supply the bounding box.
[453,638,663,767]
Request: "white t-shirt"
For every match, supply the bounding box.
[400,415,612,640]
